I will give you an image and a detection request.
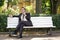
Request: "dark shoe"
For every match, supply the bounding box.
[17,36,22,38]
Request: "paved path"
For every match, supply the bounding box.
[0,31,60,40]
[0,35,60,40]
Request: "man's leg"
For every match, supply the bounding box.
[15,23,21,33]
[17,21,32,38]
[13,22,22,34]
[17,21,25,38]
[19,24,24,38]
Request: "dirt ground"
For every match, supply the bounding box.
[0,31,60,40]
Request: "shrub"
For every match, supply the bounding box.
[52,14,60,28]
[0,0,4,6]
[0,15,7,32]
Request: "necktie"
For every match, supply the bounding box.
[23,14,24,21]
[22,14,24,21]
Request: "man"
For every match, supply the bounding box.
[12,7,33,38]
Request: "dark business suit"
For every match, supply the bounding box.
[14,13,33,37]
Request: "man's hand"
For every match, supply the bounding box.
[9,14,13,17]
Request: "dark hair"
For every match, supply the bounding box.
[21,7,26,10]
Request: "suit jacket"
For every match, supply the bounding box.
[13,13,33,26]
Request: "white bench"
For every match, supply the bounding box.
[7,17,55,36]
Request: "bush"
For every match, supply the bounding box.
[0,15,7,32]
[31,13,40,17]
[0,0,4,6]
[52,14,60,28]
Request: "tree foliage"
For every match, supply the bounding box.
[0,0,4,6]
[42,0,51,14]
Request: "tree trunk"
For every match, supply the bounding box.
[36,0,42,14]
[51,0,58,14]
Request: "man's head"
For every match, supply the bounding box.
[21,7,26,13]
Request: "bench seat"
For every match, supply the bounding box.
[7,26,55,28]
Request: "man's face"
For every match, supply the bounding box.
[21,8,25,13]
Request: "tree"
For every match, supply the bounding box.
[51,0,58,14]
[0,0,4,7]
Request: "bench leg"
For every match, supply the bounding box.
[47,28,52,35]
[9,29,12,37]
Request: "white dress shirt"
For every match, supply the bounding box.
[21,14,27,21]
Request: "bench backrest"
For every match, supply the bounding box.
[7,17,54,28]
[7,17,18,28]
[31,17,53,27]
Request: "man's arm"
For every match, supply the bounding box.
[26,13,31,20]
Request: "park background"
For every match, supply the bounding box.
[0,0,60,33]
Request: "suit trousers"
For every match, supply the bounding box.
[15,21,32,36]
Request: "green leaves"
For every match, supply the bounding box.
[0,0,4,6]
[42,0,51,14]
[0,15,7,32]
[52,14,60,28]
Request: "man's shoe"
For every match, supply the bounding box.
[17,36,22,38]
